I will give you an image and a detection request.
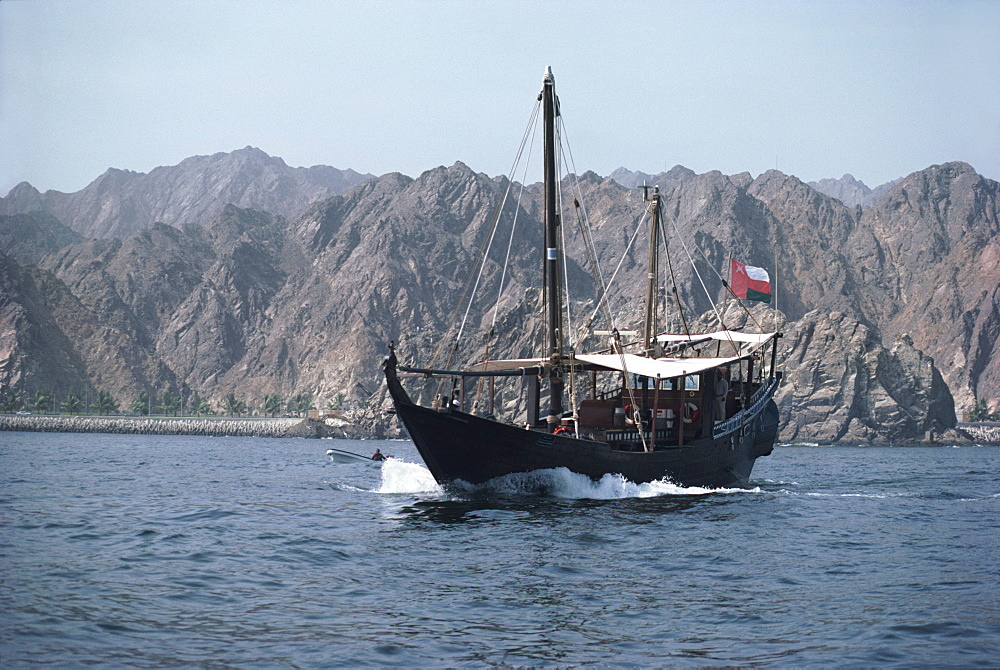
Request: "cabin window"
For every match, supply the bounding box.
[631,376,670,390]
[684,375,700,391]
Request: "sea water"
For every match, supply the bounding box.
[1,432,998,667]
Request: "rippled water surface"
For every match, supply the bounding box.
[2,432,998,667]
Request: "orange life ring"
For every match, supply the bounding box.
[624,403,635,425]
[682,402,699,424]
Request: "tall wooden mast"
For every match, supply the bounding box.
[643,185,661,351]
[542,66,564,425]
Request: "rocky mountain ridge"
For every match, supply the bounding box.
[609,166,904,209]
[1,155,997,443]
[608,165,698,189]
[807,173,904,208]
[1,147,373,239]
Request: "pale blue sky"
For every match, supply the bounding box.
[2,0,998,196]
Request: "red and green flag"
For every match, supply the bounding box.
[730,259,772,303]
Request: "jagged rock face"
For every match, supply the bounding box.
[39,224,214,348]
[0,254,169,399]
[0,212,84,265]
[745,171,863,320]
[852,163,1000,409]
[608,165,696,189]
[0,256,86,393]
[1,182,46,214]
[736,162,998,413]
[808,174,902,208]
[776,310,954,442]
[0,147,373,239]
[155,207,293,389]
[0,156,994,442]
[226,163,535,408]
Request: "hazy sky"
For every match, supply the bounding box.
[2,0,998,196]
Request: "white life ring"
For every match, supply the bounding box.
[682,402,700,424]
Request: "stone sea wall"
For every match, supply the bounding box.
[957,423,1000,445]
[0,414,331,438]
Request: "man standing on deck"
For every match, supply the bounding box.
[715,369,729,422]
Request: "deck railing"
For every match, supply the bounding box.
[712,374,780,439]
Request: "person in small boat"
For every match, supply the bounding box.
[715,369,730,422]
[371,448,386,461]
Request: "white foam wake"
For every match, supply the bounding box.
[372,460,751,499]
[499,467,753,499]
[374,458,443,494]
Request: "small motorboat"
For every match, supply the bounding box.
[325,447,387,465]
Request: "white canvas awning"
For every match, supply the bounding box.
[574,353,742,379]
[466,354,736,378]
[464,331,776,378]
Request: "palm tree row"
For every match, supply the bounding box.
[0,389,118,415]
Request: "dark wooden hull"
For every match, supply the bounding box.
[385,357,778,489]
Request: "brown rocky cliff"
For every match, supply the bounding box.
[0,147,373,240]
[1,158,995,440]
[0,254,170,400]
[220,164,528,407]
[807,173,902,208]
[0,212,83,266]
[853,163,999,409]
[776,310,955,442]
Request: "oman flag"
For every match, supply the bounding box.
[730,259,772,303]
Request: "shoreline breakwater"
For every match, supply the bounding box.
[0,414,332,438]
[957,422,1000,445]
